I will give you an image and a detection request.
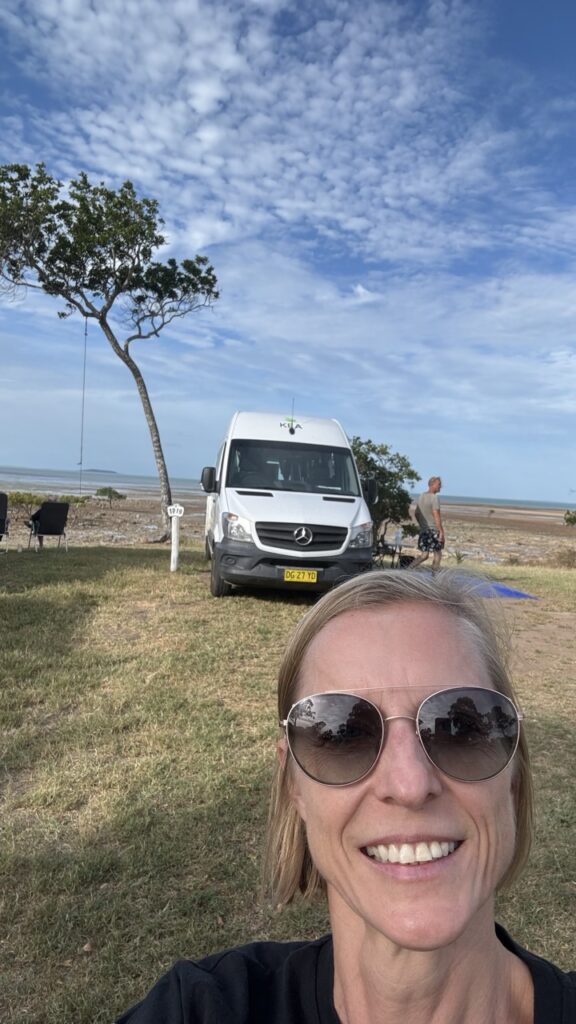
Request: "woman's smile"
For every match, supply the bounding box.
[363,838,461,864]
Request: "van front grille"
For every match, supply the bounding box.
[255,521,348,551]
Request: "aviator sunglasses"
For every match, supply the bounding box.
[282,687,523,785]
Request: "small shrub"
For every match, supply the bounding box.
[454,550,465,564]
[564,509,576,527]
[8,490,46,507]
[506,554,522,566]
[7,491,47,518]
[96,486,127,507]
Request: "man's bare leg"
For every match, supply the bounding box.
[410,551,429,569]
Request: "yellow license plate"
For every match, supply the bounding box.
[284,568,318,583]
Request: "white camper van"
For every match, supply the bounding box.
[201,411,376,596]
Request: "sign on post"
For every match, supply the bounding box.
[168,504,184,572]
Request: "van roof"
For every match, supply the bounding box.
[228,411,349,446]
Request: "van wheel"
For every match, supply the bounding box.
[210,557,232,597]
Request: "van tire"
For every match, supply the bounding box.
[210,557,232,597]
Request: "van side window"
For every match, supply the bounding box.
[228,445,243,486]
[215,444,225,488]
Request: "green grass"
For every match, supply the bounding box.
[1,549,575,1022]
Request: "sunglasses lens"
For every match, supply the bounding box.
[287,694,382,785]
[418,688,520,781]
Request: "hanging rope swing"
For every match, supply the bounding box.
[78,316,88,494]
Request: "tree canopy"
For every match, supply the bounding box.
[0,164,218,328]
[0,163,219,533]
[351,436,420,537]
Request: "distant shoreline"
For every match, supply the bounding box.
[0,466,572,513]
[443,503,568,522]
[441,503,569,533]
[0,468,202,500]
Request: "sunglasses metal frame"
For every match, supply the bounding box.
[281,686,524,786]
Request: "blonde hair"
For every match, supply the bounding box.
[264,569,533,905]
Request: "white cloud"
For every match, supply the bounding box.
[1,0,575,499]
[2,0,547,265]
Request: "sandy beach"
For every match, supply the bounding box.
[439,503,574,566]
[3,490,575,566]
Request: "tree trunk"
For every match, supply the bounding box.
[99,317,173,537]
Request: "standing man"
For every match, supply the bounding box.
[411,476,444,569]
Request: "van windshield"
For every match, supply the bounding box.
[226,440,361,496]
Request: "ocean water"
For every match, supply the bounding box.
[0,465,572,510]
[0,466,203,498]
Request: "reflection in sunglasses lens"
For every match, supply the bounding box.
[418,689,519,782]
[288,688,519,785]
[288,694,382,785]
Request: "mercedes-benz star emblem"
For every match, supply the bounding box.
[294,526,313,546]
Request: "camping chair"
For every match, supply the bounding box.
[27,501,69,551]
[0,492,9,553]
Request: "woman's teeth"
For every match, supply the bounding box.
[364,840,458,864]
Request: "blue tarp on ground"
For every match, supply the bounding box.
[471,580,538,600]
[399,568,539,599]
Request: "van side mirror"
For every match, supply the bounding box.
[201,466,216,493]
[362,477,378,505]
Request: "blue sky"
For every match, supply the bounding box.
[1,0,575,502]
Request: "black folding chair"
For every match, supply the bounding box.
[0,492,9,553]
[27,501,69,551]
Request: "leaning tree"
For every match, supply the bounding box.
[0,163,219,536]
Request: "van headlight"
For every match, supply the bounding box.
[348,522,373,548]
[223,513,252,543]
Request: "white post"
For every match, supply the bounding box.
[167,504,184,572]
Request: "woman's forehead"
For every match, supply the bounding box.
[304,602,483,657]
[313,600,463,634]
[298,603,489,690]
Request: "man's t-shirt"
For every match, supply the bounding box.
[115,925,576,1023]
[415,490,440,530]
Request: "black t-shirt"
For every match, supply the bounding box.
[116,924,576,1023]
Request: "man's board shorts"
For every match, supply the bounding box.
[418,528,443,553]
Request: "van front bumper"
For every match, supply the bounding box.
[214,540,372,592]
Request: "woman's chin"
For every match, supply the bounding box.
[337,888,487,953]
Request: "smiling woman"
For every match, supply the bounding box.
[116,571,575,1024]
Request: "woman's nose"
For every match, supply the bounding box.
[369,717,443,806]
